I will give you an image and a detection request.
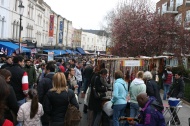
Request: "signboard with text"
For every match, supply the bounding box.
[121,60,143,66]
[49,15,54,37]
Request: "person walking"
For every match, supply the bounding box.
[129,71,146,118]
[162,67,173,100]
[6,55,29,107]
[111,71,128,126]
[24,59,36,89]
[43,72,79,126]
[37,62,55,126]
[17,89,44,126]
[143,71,163,105]
[0,69,18,125]
[167,72,184,125]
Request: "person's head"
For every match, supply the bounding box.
[51,72,67,93]
[64,71,71,81]
[175,72,182,80]
[58,59,63,64]
[100,68,108,78]
[13,55,24,67]
[68,67,75,76]
[143,71,152,80]
[0,69,12,83]
[25,59,31,66]
[0,76,9,118]
[136,71,144,79]
[28,89,39,119]
[6,56,13,65]
[45,62,55,74]
[137,93,149,108]
[41,63,46,69]
[70,58,76,65]
[166,67,171,71]
[77,61,83,68]
[66,62,70,68]
[115,71,124,80]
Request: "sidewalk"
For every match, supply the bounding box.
[79,93,190,126]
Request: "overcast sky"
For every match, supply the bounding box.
[44,0,159,30]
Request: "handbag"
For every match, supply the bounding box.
[64,90,82,126]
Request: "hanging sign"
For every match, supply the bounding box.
[121,60,143,66]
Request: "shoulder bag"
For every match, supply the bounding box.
[64,90,82,126]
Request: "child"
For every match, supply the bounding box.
[17,89,44,126]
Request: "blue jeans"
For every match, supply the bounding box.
[130,102,139,118]
[163,84,171,100]
[113,104,127,126]
[17,98,26,126]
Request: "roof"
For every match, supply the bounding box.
[82,30,109,36]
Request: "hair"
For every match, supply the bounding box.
[71,58,76,63]
[136,71,144,78]
[166,67,171,71]
[0,76,9,118]
[100,68,107,75]
[13,55,24,64]
[115,70,124,79]
[28,89,39,119]
[0,69,12,80]
[46,62,55,72]
[64,71,70,80]
[25,59,31,62]
[143,71,152,80]
[125,71,130,82]
[6,56,12,60]
[58,59,63,63]
[176,72,182,76]
[51,72,67,93]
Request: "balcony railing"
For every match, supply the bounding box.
[186,0,190,6]
[163,7,178,14]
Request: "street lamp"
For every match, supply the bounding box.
[18,1,24,54]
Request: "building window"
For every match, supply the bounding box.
[162,2,167,14]
[12,21,16,39]
[175,13,182,25]
[0,16,6,38]
[1,0,4,5]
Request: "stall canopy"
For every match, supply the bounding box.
[76,47,85,55]
[43,50,67,56]
[65,50,72,54]
[0,41,30,56]
[73,50,81,55]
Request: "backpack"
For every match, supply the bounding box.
[64,90,82,126]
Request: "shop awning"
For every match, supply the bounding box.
[76,47,85,55]
[65,50,72,54]
[43,50,67,56]
[0,41,30,56]
[74,50,81,55]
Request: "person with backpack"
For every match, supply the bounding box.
[17,89,44,126]
[162,67,173,100]
[128,93,165,126]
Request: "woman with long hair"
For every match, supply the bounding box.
[43,72,79,126]
[0,69,18,125]
[0,75,13,126]
[17,89,44,126]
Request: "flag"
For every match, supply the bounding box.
[1,47,4,53]
[4,48,7,55]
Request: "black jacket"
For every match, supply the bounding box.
[146,79,163,105]
[37,73,54,104]
[168,77,185,98]
[83,66,93,79]
[1,63,12,69]
[6,64,26,101]
[43,89,79,123]
[88,73,107,112]
[4,85,19,124]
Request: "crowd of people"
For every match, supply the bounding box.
[0,55,185,126]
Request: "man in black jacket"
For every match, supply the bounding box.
[167,72,184,125]
[37,61,55,126]
[1,56,13,69]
